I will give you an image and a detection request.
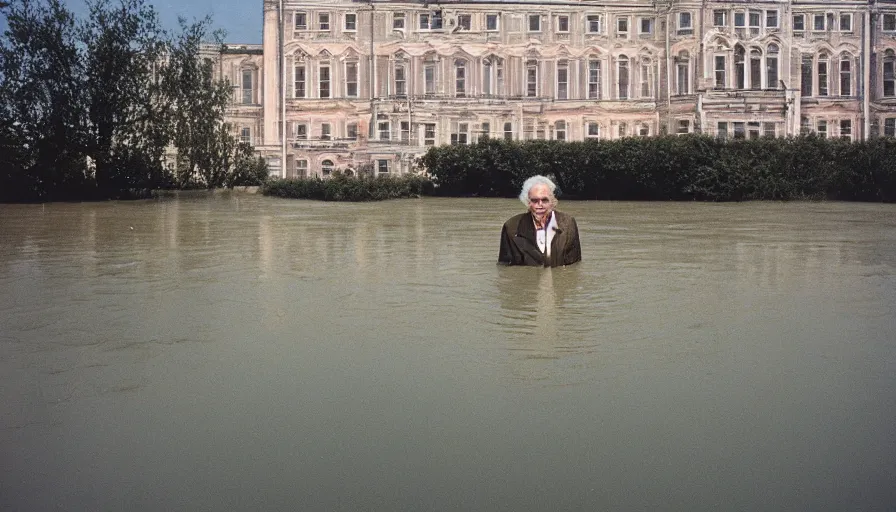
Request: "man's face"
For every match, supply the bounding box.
[527,184,554,220]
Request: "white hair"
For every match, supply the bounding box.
[518,175,557,206]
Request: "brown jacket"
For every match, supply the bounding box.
[498,211,582,267]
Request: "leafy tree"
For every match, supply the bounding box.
[0,0,88,201]
[79,0,169,195]
[162,17,234,188]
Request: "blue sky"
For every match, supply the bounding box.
[1,0,263,44]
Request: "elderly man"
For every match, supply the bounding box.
[498,175,582,267]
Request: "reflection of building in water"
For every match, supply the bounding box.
[208,0,896,177]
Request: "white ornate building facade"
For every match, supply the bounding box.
[213,0,896,178]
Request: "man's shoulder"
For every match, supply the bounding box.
[503,212,529,229]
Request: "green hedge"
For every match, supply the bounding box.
[417,135,896,202]
[262,172,434,201]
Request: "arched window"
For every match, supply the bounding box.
[455,59,467,98]
[734,45,746,89]
[639,57,653,98]
[423,53,438,96]
[557,59,569,99]
[840,54,852,96]
[817,52,830,96]
[526,59,539,97]
[750,48,762,89]
[555,120,567,140]
[321,159,334,176]
[766,44,779,89]
[587,55,602,99]
[617,55,629,99]
[676,50,690,95]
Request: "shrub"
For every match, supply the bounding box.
[262,173,434,201]
[418,135,896,202]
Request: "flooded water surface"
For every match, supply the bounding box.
[1,196,895,511]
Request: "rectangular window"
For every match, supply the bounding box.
[555,121,566,141]
[296,123,308,139]
[451,122,469,145]
[717,122,728,139]
[393,13,405,30]
[457,14,471,31]
[480,122,490,140]
[294,65,306,98]
[344,13,356,31]
[639,18,653,34]
[504,122,513,141]
[885,118,896,137]
[296,159,308,177]
[618,122,627,138]
[241,69,253,104]
[818,59,828,96]
[455,62,466,98]
[378,121,390,140]
[557,15,569,33]
[321,123,331,140]
[345,62,358,97]
[734,11,746,28]
[424,64,436,95]
[377,160,390,175]
[419,13,430,30]
[424,123,436,145]
[713,10,727,27]
[587,122,600,138]
[523,119,534,140]
[588,60,601,99]
[557,62,568,100]
[526,61,538,97]
[763,122,776,138]
[319,64,330,98]
[587,15,602,33]
[750,52,761,90]
[678,12,692,31]
[400,121,410,142]
[319,13,330,31]
[677,61,689,94]
[884,60,895,97]
[767,53,778,89]
[347,122,358,140]
[766,10,779,28]
[793,14,805,32]
[677,120,690,134]
[817,120,827,138]
[395,65,406,97]
[748,121,761,140]
[528,14,541,32]
[617,17,629,37]
[801,55,813,96]
[840,59,851,96]
[733,121,745,139]
[431,11,442,29]
[840,13,852,32]
[748,10,761,35]
[885,14,896,32]
[640,63,652,98]
[715,55,727,89]
[295,12,307,30]
[840,119,852,139]
[813,14,825,31]
[486,14,499,31]
[240,127,251,143]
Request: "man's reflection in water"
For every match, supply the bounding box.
[494,266,589,382]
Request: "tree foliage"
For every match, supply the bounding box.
[0,0,267,202]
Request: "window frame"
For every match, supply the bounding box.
[586,14,602,34]
[295,11,308,30]
[713,10,727,27]
[793,13,805,32]
[557,14,570,33]
[318,12,331,31]
[678,11,692,33]
[393,12,405,30]
[344,13,357,31]
[486,13,499,32]
[528,14,541,32]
